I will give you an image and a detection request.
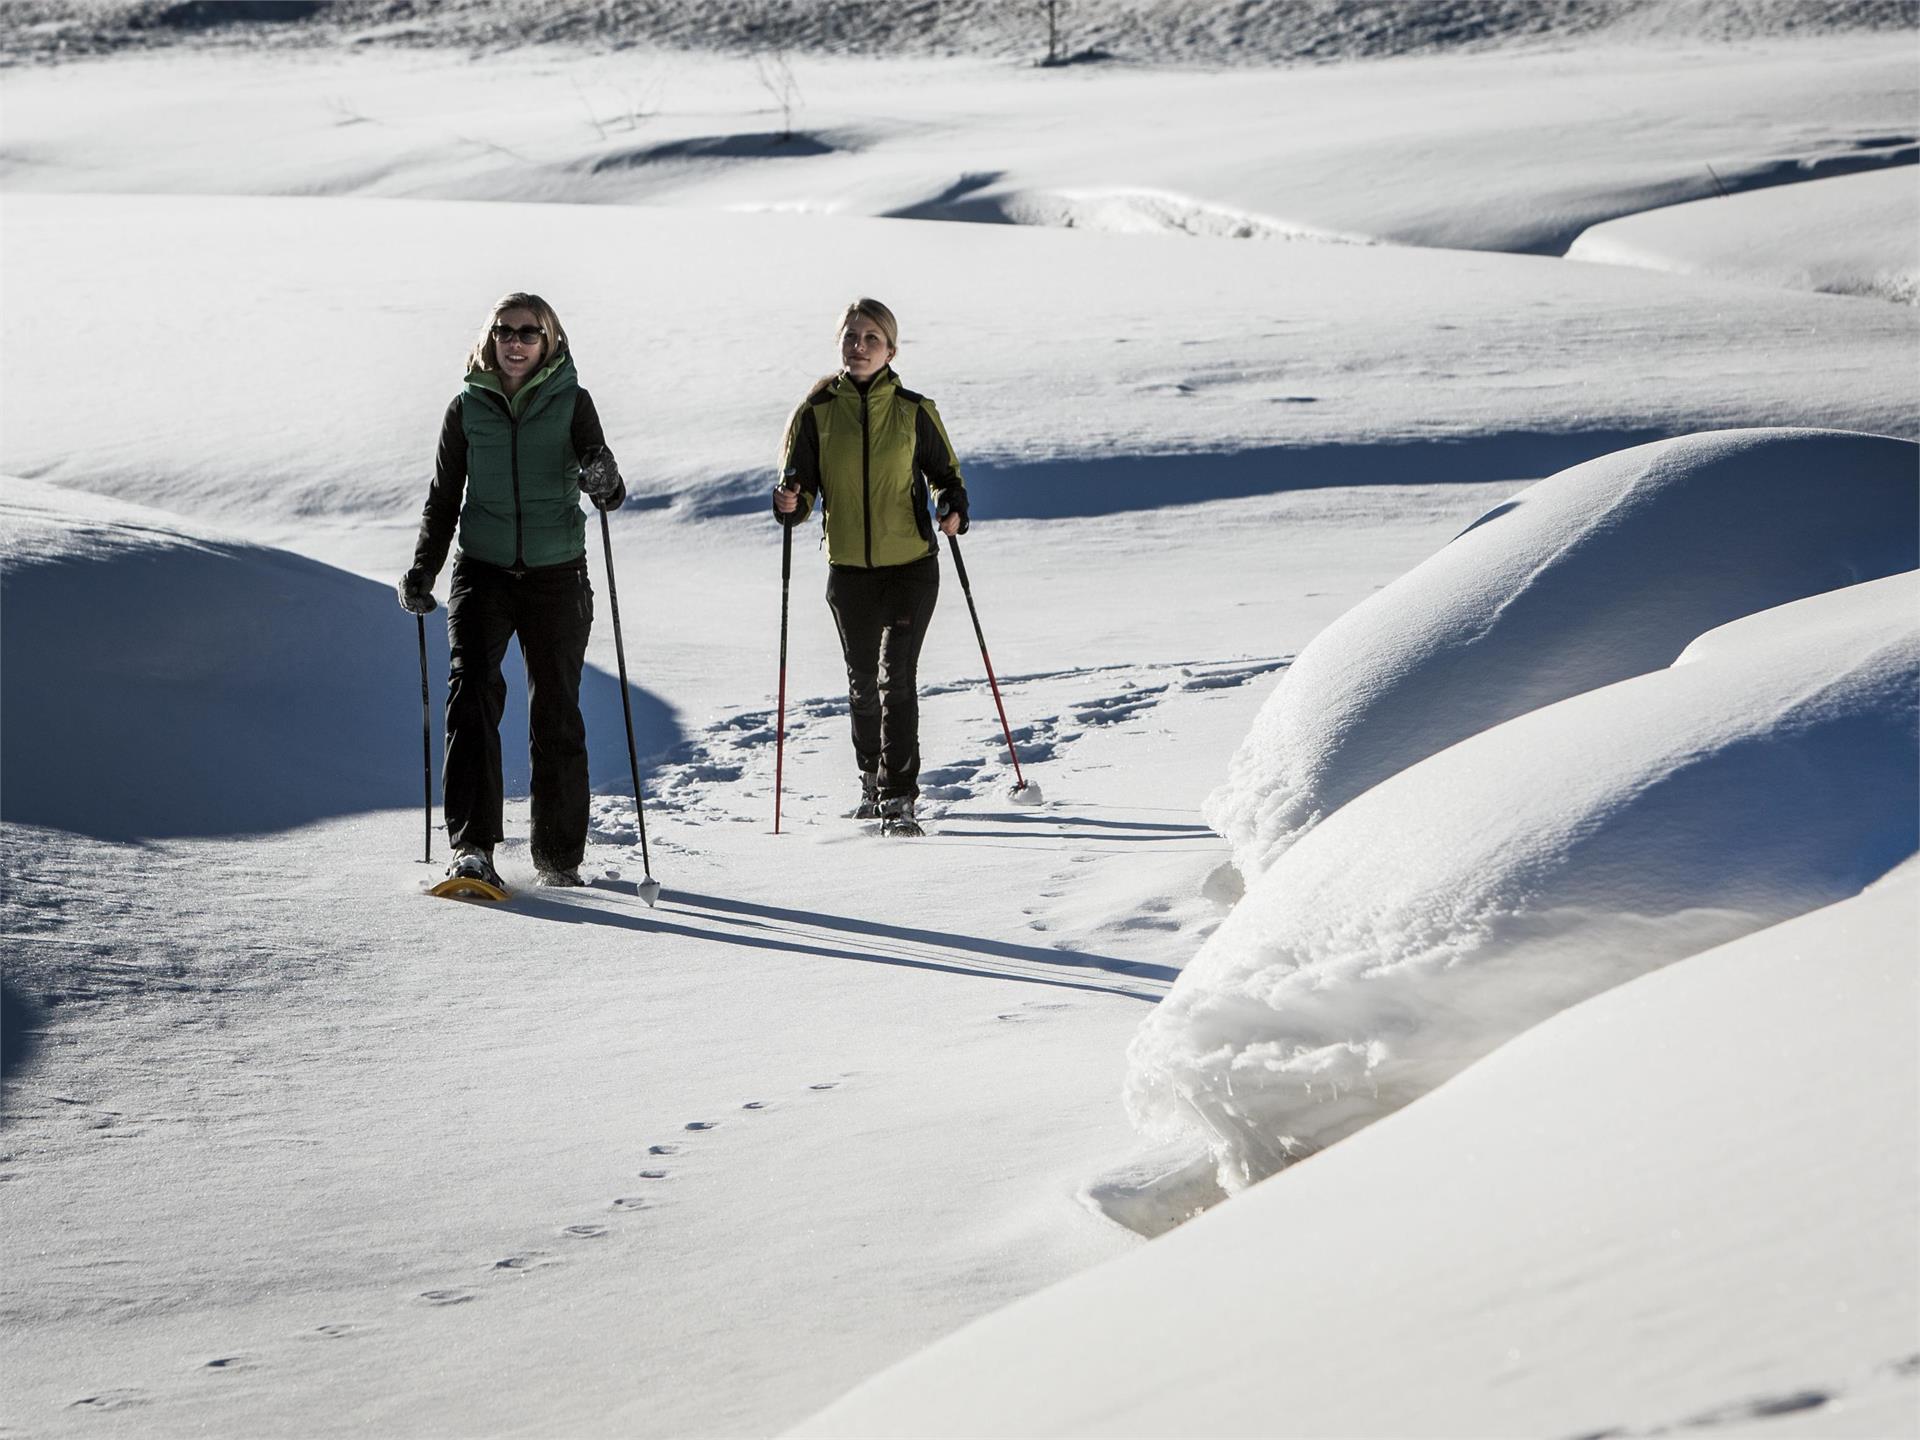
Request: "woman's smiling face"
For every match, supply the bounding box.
[840,312,895,381]
[491,307,548,388]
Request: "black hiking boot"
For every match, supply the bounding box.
[449,846,503,888]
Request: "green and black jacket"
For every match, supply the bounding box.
[777,367,968,569]
[412,350,624,579]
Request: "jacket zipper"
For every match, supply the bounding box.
[506,397,525,572]
[860,388,872,569]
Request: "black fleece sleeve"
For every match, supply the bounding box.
[411,395,467,579]
[571,387,625,510]
[777,405,821,528]
[915,402,968,532]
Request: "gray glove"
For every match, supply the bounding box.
[397,568,438,615]
[579,446,625,511]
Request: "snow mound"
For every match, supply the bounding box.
[1570,166,1920,303]
[1132,570,1919,1190]
[797,867,1920,1438]
[1206,427,1918,884]
[0,478,675,839]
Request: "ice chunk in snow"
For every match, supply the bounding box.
[1204,428,1918,883]
[1131,571,1920,1191]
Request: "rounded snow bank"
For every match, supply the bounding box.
[0,479,672,839]
[798,868,1919,1438]
[1133,571,1920,1190]
[1206,428,1918,884]
[1569,167,1920,304]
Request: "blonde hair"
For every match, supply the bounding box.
[838,297,898,352]
[466,292,569,374]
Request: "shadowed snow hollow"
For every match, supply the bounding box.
[1205,427,1918,884]
[1132,570,1919,1191]
[0,479,675,839]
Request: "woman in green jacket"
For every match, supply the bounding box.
[773,298,968,837]
[398,292,626,889]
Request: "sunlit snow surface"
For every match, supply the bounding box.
[1133,558,1918,1187]
[1204,428,1919,884]
[1571,165,1920,303]
[2,25,1916,1440]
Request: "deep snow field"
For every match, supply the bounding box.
[2,20,1917,1440]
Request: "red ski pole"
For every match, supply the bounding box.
[945,533,1041,804]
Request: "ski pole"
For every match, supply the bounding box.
[774,493,795,834]
[599,508,661,907]
[944,533,1040,802]
[418,612,433,863]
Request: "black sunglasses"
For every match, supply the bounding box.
[490,324,546,345]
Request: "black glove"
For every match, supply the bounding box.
[937,497,969,535]
[397,568,438,615]
[579,446,625,511]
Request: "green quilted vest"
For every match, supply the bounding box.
[457,351,585,570]
[803,369,957,569]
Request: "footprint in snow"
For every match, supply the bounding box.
[637,1169,669,1180]
[417,1289,476,1306]
[68,1390,148,1411]
[202,1355,253,1371]
[684,1121,717,1131]
[742,1101,769,1111]
[609,1196,649,1212]
[563,1224,609,1240]
[648,1143,679,1156]
[492,1252,556,1273]
[808,1082,838,1091]
[999,1002,1071,1022]
[306,1323,368,1340]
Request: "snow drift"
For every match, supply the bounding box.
[1205,427,1919,884]
[1133,566,1919,1190]
[0,479,676,839]
[1570,164,1920,304]
[799,865,1920,1438]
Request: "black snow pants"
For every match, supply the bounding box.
[443,555,593,869]
[825,554,939,805]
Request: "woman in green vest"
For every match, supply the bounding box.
[773,298,969,837]
[398,292,627,889]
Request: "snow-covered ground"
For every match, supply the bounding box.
[1571,166,1920,302]
[2,24,1915,1440]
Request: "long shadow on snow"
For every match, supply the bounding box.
[949,810,1216,837]
[695,429,1674,521]
[506,887,1172,999]
[1,541,680,841]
